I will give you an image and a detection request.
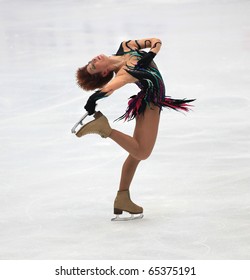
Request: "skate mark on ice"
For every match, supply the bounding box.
[0,96,83,123]
[193,237,211,256]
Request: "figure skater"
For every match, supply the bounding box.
[74,38,194,221]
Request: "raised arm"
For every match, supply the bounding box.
[121,38,162,69]
[122,38,162,54]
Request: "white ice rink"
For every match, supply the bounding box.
[0,0,250,260]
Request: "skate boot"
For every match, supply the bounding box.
[111,190,143,221]
[76,111,112,138]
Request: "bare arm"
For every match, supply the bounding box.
[101,75,127,95]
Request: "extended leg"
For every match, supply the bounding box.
[112,105,161,221]
[75,105,160,160]
[117,104,160,190]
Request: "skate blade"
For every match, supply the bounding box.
[71,112,89,134]
[111,213,143,222]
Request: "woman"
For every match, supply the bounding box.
[75,38,194,221]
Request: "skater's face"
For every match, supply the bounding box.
[87,54,109,76]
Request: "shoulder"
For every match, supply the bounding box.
[101,75,127,94]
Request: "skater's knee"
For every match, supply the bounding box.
[136,150,152,161]
[141,152,152,160]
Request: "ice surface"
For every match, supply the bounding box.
[0,0,250,259]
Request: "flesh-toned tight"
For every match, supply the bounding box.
[109,104,160,191]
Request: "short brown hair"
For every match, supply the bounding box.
[76,65,114,91]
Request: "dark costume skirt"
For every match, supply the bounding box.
[116,65,195,122]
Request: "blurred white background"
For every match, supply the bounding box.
[0,0,249,259]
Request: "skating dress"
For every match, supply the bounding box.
[115,42,194,121]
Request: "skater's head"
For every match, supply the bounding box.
[76,54,114,91]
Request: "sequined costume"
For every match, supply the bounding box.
[115,42,194,121]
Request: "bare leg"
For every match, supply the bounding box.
[109,104,160,160]
[119,155,141,191]
[113,104,160,191]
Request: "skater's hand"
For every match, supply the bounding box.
[136,51,156,69]
[84,90,108,115]
[84,99,96,115]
